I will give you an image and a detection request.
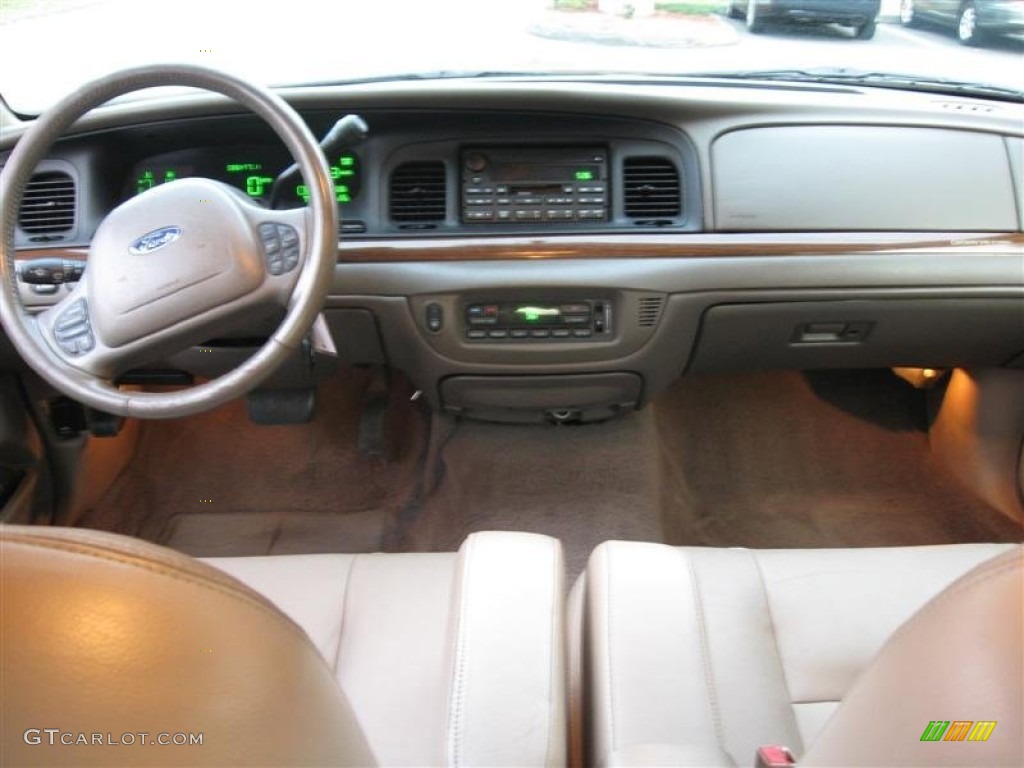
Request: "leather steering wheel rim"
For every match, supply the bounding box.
[0,64,338,418]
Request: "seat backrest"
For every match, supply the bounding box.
[801,545,1022,767]
[0,524,374,767]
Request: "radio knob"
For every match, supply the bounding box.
[465,153,487,173]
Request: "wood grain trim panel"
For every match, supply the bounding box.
[14,233,1023,265]
[336,233,1024,262]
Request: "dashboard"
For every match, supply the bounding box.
[2,77,1023,421]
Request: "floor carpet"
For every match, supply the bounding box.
[654,370,1023,549]
[78,369,1022,574]
[79,368,424,554]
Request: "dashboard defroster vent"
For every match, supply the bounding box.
[623,157,681,222]
[19,171,76,236]
[390,161,447,225]
[637,296,665,328]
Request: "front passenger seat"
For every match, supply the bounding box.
[572,542,1022,767]
[1,525,566,767]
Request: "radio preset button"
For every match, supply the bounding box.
[466,209,494,220]
[514,210,542,220]
[546,209,573,220]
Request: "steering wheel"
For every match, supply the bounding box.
[0,65,337,418]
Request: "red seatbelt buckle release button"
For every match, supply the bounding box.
[756,745,795,768]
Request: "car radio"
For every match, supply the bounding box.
[464,299,613,342]
[461,146,609,224]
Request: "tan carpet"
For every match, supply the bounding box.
[388,409,664,578]
[78,367,424,553]
[654,370,1023,548]
[78,369,1021,573]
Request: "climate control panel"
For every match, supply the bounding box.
[463,299,613,342]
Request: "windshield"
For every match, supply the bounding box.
[1,0,1022,113]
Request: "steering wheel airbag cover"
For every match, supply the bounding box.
[88,179,264,348]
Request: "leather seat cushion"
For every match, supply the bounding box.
[207,530,566,767]
[575,542,1017,767]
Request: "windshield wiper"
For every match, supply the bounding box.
[696,68,1024,103]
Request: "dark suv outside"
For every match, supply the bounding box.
[729,0,882,39]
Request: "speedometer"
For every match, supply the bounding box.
[129,147,360,206]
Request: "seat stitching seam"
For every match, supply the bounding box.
[448,535,474,768]
[750,551,802,751]
[545,539,559,766]
[332,555,359,675]
[604,545,617,757]
[685,553,726,753]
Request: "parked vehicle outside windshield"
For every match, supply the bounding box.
[1,0,1021,112]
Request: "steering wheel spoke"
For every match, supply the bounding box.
[238,203,317,307]
[32,278,110,375]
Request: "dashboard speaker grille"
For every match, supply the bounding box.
[623,157,681,221]
[390,161,447,223]
[19,171,76,235]
[637,296,664,327]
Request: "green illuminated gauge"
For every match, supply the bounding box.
[136,168,182,195]
[225,162,262,173]
[330,152,359,204]
[223,162,274,199]
[514,306,561,323]
[297,152,359,205]
[245,175,275,198]
[136,170,156,194]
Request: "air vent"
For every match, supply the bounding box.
[390,161,446,224]
[623,157,681,221]
[637,296,665,328]
[19,171,76,236]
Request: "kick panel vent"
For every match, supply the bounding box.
[623,157,681,221]
[19,171,76,236]
[390,161,447,224]
[637,296,665,328]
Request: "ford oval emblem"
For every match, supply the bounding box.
[129,226,182,255]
